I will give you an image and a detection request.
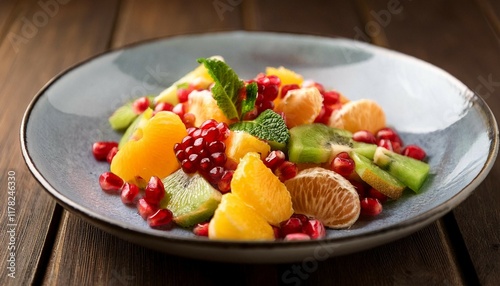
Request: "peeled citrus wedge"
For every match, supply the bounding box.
[110,111,187,184]
[266,66,304,86]
[275,87,323,128]
[224,131,270,164]
[209,193,275,240]
[231,152,293,226]
[328,99,386,134]
[284,167,360,228]
[186,90,232,127]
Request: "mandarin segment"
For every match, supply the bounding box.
[110,111,187,184]
[231,152,294,226]
[265,66,304,86]
[224,131,271,164]
[328,99,386,134]
[208,193,275,240]
[275,87,323,128]
[187,90,233,127]
[284,167,360,228]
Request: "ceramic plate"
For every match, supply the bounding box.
[21,32,498,263]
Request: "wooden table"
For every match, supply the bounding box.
[1,0,499,285]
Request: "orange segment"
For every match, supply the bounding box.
[224,131,270,164]
[110,111,187,184]
[266,66,304,85]
[208,193,274,240]
[275,87,323,128]
[328,99,386,134]
[231,152,294,226]
[284,167,360,228]
[186,90,233,127]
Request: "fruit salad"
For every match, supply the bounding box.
[93,56,430,241]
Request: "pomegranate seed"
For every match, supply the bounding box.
[181,136,194,149]
[367,188,388,203]
[272,226,281,239]
[284,233,311,241]
[302,80,325,93]
[132,96,150,114]
[182,113,196,128]
[257,100,274,113]
[209,166,225,182]
[92,141,118,161]
[280,84,300,98]
[322,90,340,105]
[192,137,206,153]
[262,84,279,101]
[264,150,286,171]
[175,149,187,162]
[172,103,185,117]
[243,107,259,120]
[217,170,234,193]
[352,130,377,144]
[280,217,303,237]
[350,180,366,198]
[274,161,298,182]
[291,213,309,224]
[331,152,355,177]
[99,172,124,193]
[106,146,118,164]
[267,75,281,86]
[303,219,326,239]
[216,122,230,140]
[376,127,403,146]
[377,139,394,151]
[199,157,213,172]
[188,153,201,165]
[210,152,227,167]
[191,128,203,139]
[207,141,225,153]
[201,127,220,142]
[147,209,174,229]
[137,198,158,220]
[177,88,191,103]
[402,144,426,160]
[193,222,210,236]
[144,176,165,206]
[186,127,197,136]
[181,159,197,173]
[200,119,218,130]
[120,183,140,204]
[154,102,174,113]
[360,198,383,216]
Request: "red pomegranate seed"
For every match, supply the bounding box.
[199,157,213,172]
[217,170,234,193]
[331,152,355,177]
[274,161,298,182]
[352,130,377,144]
[243,107,259,120]
[186,127,197,136]
[175,149,187,162]
[144,176,165,206]
[154,102,174,114]
[272,226,281,239]
[209,166,225,182]
[302,219,326,239]
[92,141,118,161]
[177,88,191,103]
[262,84,279,101]
[120,182,140,204]
[377,139,394,151]
[367,188,388,203]
[216,122,230,140]
[280,84,300,98]
[137,198,158,220]
[191,128,202,139]
[192,137,206,153]
[360,198,383,216]
[322,90,340,105]
[264,150,286,171]
[210,152,227,167]
[181,159,197,173]
[291,213,309,224]
[99,172,124,193]
[267,75,281,86]
[280,217,303,237]
[257,100,274,113]
[132,96,150,114]
[350,180,366,199]
[302,80,325,93]
[201,127,220,142]
[181,136,194,149]
[284,233,311,241]
[193,222,210,236]
[147,209,174,229]
[200,119,217,130]
[402,144,426,160]
[172,103,185,117]
[106,146,118,164]
[376,127,403,145]
[207,141,225,153]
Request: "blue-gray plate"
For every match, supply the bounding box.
[21,32,498,263]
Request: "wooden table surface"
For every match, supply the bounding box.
[1,0,499,285]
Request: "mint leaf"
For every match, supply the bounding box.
[241,82,257,118]
[197,58,243,120]
[230,110,290,147]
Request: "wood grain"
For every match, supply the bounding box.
[360,0,500,284]
[0,0,119,285]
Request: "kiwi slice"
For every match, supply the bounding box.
[160,170,222,228]
[108,96,155,131]
[350,151,406,199]
[373,147,430,193]
[287,123,376,164]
